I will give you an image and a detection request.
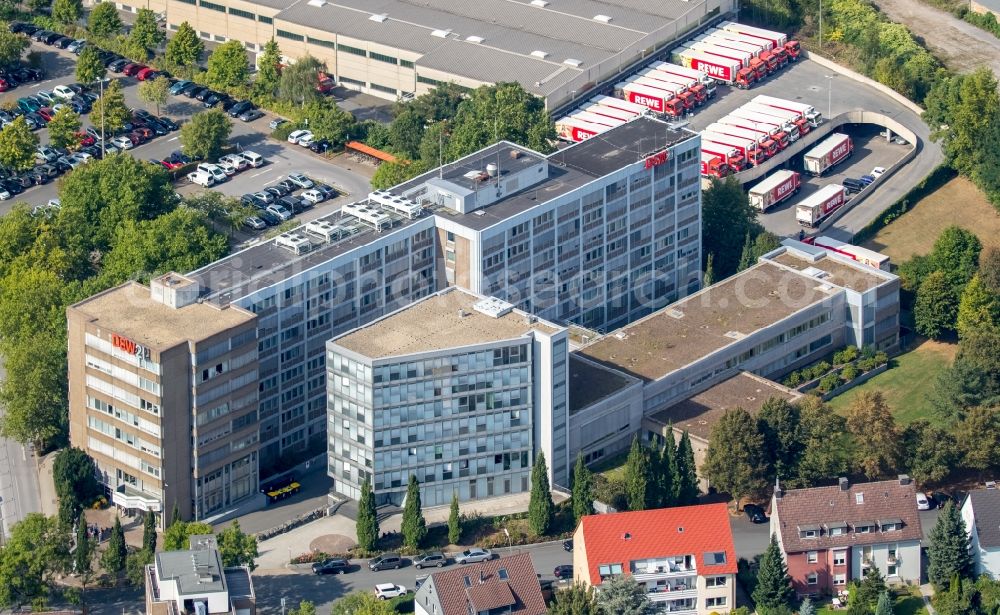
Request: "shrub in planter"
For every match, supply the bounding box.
[810,361,831,380]
[786,371,802,387]
[874,351,888,365]
[840,364,859,382]
[833,346,859,365]
[857,358,878,372]
[818,373,841,393]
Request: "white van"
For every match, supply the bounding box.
[241,151,264,168]
[197,163,227,183]
[188,171,215,187]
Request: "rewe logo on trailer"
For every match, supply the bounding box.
[775,180,793,197]
[696,62,729,79]
[630,94,663,112]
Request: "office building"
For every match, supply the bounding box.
[573,503,737,614]
[414,553,545,615]
[770,476,923,595]
[67,273,259,521]
[113,0,732,107]
[326,287,568,504]
[961,488,1000,579]
[145,535,256,615]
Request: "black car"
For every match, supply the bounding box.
[109,58,130,73]
[180,82,202,97]
[54,36,74,49]
[202,92,225,107]
[220,97,239,112]
[1,179,23,194]
[15,67,43,82]
[31,30,51,42]
[80,145,103,159]
[9,22,30,33]
[36,164,59,179]
[241,193,266,209]
[228,100,253,117]
[69,99,91,114]
[562,540,573,552]
[196,88,216,102]
[157,116,179,131]
[414,552,449,569]
[144,119,169,136]
[239,109,264,122]
[24,113,45,130]
[744,504,767,524]
[24,168,48,185]
[276,179,298,193]
[309,139,331,153]
[368,553,403,571]
[842,178,865,194]
[186,85,209,99]
[313,183,337,199]
[269,182,292,197]
[553,565,573,580]
[279,195,308,214]
[312,558,351,575]
[103,54,125,68]
[258,209,282,225]
[20,24,40,36]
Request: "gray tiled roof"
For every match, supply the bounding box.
[968,489,1000,549]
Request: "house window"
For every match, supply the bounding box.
[833,550,846,566]
[830,526,845,536]
[887,564,898,576]
[705,597,727,608]
[856,493,864,504]
[856,525,873,534]
[834,573,846,586]
[705,552,727,565]
[706,576,727,587]
[807,551,818,563]
[598,563,623,578]
[801,530,817,539]
[807,573,818,585]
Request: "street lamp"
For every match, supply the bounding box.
[825,74,836,119]
[503,527,513,555]
[819,0,823,48]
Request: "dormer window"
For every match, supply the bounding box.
[598,563,623,579]
[856,524,873,534]
[879,518,902,532]
[798,524,820,539]
[856,492,864,504]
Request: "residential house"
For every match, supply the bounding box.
[573,503,737,614]
[961,488,1000,579]
[770,476,923,596]
[414,553,545,615]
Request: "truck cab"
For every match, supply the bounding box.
[784,40,801,60]
[736,66,756,89]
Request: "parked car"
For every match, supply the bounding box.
[279,195,309,214]
[181,83,203,97]
[37,107,55,122]
[298,132,316,147]
[413,552,449,569]
[309,139,331,153]
[916,492,931,511]
[456,549,493,565]
[217,160,238,176]
[36,146,59,163]
[196,88,216,102]
[253,191,275,205]
[169,80,191,95]
[220,154,248,171]
[228,100,254,117]
[110,136,134,150]
[135,67,157,81]
[312,558,350,575]
[368,553,403,571]
[239,108,264,122]
[157,116,179,131]
[186,86,209,99]
[744,504,767,523]
[301,189,326,204]
[314,183,337,199]
[871,166,886,178]
[196,163,227,184]
[241,193,266,208]
[202,92,226,108]
[269,118,287,130]
[258,209,282,225]
[859,174,875,186]
[374,584,408,600]
[122,63,147,77]
[265,203,292,221]
[67,39,87,53]
[35,90,57,104]
[17,97,42,113]
[109,59,130,73]
[266,182,291,197]
[54,36,74,49]
[553,565,573,580]
[276,179,298,193]
[52,85,76,100]
[562,540,573,552]
[187,171,214,187]
[287,173,314,189]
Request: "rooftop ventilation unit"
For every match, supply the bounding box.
[530,0,548,6]
[530,50,548,59]
[304,220,347,243]
[466,35,484,43]
[431,29,451,38]
[563,58,582,67]
[802,266,829,279]
[667,309,685,319]
[341,202,392,232]
[593,14,612,22]
[369,190,423,219]
[724,331,746,339]
[473,297,514,318]
[307,0,325,7]
[275,231,313,255]
[369,13,387,22]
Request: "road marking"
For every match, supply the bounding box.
[168,136,178,142]
[251,169,274,179]
[263,177,279,186]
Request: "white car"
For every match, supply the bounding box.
[916,492,931,511]
[187,171,215,187]
[35,90,57,104]
[52,85,76,100]
[287,129,312,144]
[111,136,134,150]
[301,189,325,204]
[287,173,314,189]
[217,160,238,176]
[220,154,248,171]
[196,163,227,183]
[244,215,267,230]
[298,133,316,147]
[871,166,886,178]
[374,584,408,600]
[0,187,10,200]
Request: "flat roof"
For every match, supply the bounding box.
[69,282,255,350]
[273,0,727,98]
[155,549,227,596]
[578,262,840,382]
[767,249,886,292]
[645,372,801,441]
[568,355,638,414]
[331,288,562,360]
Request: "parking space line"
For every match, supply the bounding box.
[251,169,274,179]
[167,136,178,142]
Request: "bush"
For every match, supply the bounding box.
[786,371,802,387]
[874,351,889,365]
[810,361,832,380]
[857,358,878,372]
[818,373,842,393]
[833,346,859,365]
[840,364,859,382]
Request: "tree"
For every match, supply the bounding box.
[255,38,281,97]
[753,535,795,613]
[0,28,29,69]
[418,119,450,168]
[528,451,554,536]
[854,566,887,612]
[206,40,249,90]
[874,590,892,615]
[279,55,324,106]
[125,548,153,587]
[655,435,676,508]
[674,431,699,505]
[404,82,467,124]
[53,448,100,525]
[957,274,1000,337]
[930,225,982,289]
[371,159,426,190]
[703,253,715,287]
[47,107,82,151]
[797,597,815,615]
[979,247,1000,292]
[304,97,357,146]
[0,514,71,609]
[76,45,106,85]
[623,436,651,511]
[594,574,651,615]
[101,516,127,577]
[162,521,213,551]
[217,520,258,570]
[179,109,231,161]
[129,8,164,56]
[388,108,425,159]
[170,501,180,527]
[138,75,171,115]
[955,406,1000,474]
[737,232,755,272]
[915,271,959,339]
[88,1,123,38]
[448,492,461,545]
[0,336,70,448]
[758,397,803,481]
[702,177,762,278]
[356,479,378,552]
[143,512,157,554]
[165,22,203,68]
[51,0,82,25]
[90,79,130,135]
[572,453,593,524]
[932,331,1000,419]
[330,592,394,615]
[401,474,427,549]
[703,408,769,503]
[289,601,317,615]
[900,420,958,484]
[447,82,556,157]
[74,519,94,580]
[845,390,900,479]
[550,583,598,615]
[0,116,38,171]
[928,501,974,589]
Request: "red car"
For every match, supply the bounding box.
[126,131,143,145]
[159,157,185,170]
[136,67,157,81]
[0,78,9,92]
[37,107,55,121]
[122,63,146,77]
[132,126,154,140]
[75,132,95,147]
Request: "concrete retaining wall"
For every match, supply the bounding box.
[800,50,926,116]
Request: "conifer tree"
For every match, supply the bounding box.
[674,431,699,505]
[401,474,428,549]
[529,452,554,536]
[753,535,795,612]
[356,479,379,552]
[572,453,594,524]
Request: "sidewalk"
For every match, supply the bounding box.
[37,452,58,518]
[380,491,570,533]
[255,513,358,570]
[919,583,936,614]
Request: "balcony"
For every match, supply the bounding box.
[646,587,697,602]
[113,484,162,512]
[632,567,697,582]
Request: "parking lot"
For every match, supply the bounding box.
[0,41,374,227]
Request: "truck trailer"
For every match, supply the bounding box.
[649,61,717,97]
[742,102,810,136]
[708,29,785,70]
[642,68,705,105]
[705,124,776,159]
[752,95,821,126]
[810,236,891,270]
[647,61,710,100]
[703,131,768,166]
[589,95,650,116]
[700,140,747,171]
[555,116,605,142]
[671,47,753,88]
[718,21,801,60]
[615,81,685,117]
[748,169,801,211]
[700,34,774,75]
[803,133,853,175]
[724,109,795,145]
[634,71,696,109]
[583,104,638,122]
[795,184,849,226]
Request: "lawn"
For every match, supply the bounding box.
[863,176,1000,261]
[827,338,957,425]
[815,586,927,615]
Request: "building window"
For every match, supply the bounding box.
[258,14,272,23]
[705,576,727,588]
[887,564,898,576]
[400,59,414,68]
[309,36,335,49]
[339,76,364,86]
[807,551,818,563]
[370,83,396,95]
[597,563,623,579]
[277,30,303,41]
[339,43,366,56]
[199,0,225,11]
[176,0,195,5]
[834,573,846,586]
[856,525,873,534]
[369,51,397,64]
[705,552,727,565]
[833,550,846,566]
[807,573,818,585]
[705,597,727,608]
[228,6,254,18]
[417,74,441,86]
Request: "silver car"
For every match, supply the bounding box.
[456,548,493,565]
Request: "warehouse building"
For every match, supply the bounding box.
[117,0,733,106]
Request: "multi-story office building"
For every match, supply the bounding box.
[573,504,737,614]
[325,287,568,505]
[67,274,259,521]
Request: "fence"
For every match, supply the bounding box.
[254,506,328,542]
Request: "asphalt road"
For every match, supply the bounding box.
[0,359,42,542]
[681,56,944,239]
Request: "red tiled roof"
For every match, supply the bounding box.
[773,478,923,553]
[578,503,738,582]
[427,553,545,615]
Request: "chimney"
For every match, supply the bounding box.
[509,150,521,160]
[839,477,849,491]
[898,474,911,486]
[458,309,466,318]
[479,570,485,584]
[774,477,783,500]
